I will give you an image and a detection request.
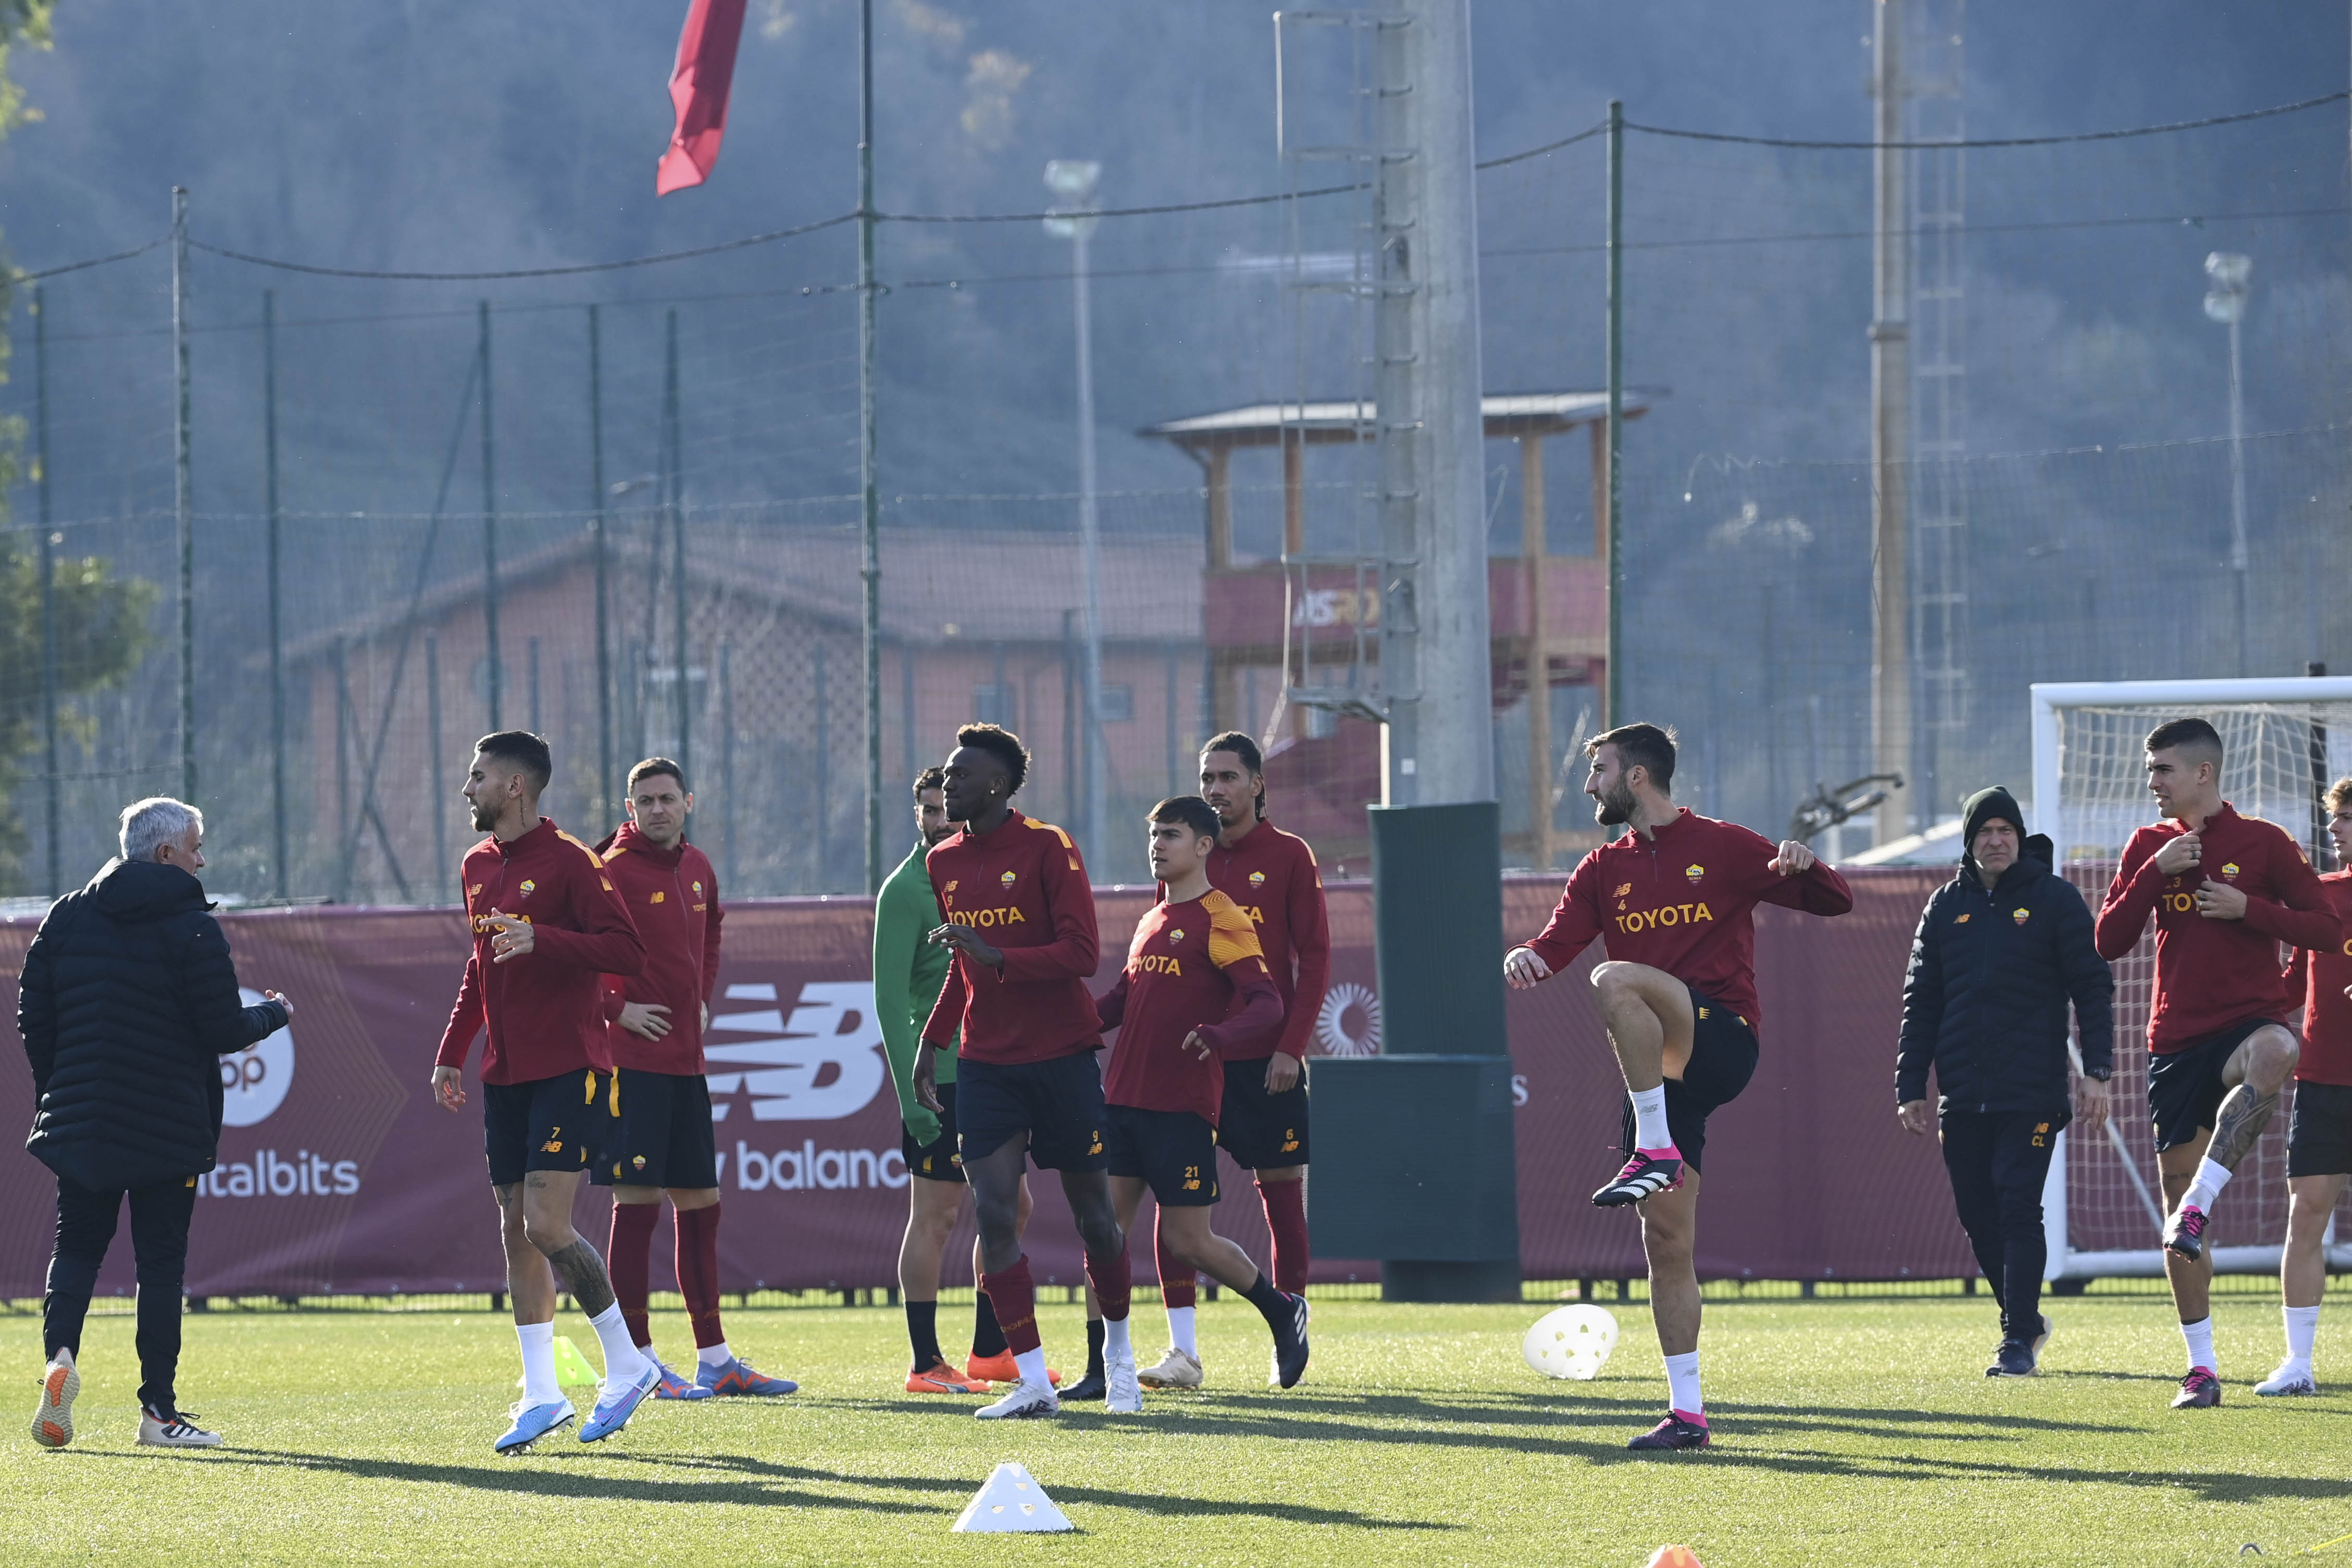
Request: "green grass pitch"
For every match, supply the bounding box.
[7,1290,2350,1566]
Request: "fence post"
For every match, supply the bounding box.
[263,288,289,899]
[588,305,614,827]
[33,282,58,899]
[172,187,195,804]
[478,299,501,730]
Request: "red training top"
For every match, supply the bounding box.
[2283,869,2352,1086]
[593,821,723,1076]
[435,818,646,1086]
[2094,802,2338,1053]
[1097,890,1284,1123]
[1202,819,1330,1063]
[921,810,1103,1066]
[1522,808,1853,1037]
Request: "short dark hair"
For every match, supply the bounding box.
[914,765,946,797]
[1201,729,1266,820]
[2325,776,2352,816]
[2145,716,2223,767]
[956,722,1030,794]
[476,730,552,794]
[1150,795,1222,842]
[1587,721,1676,792]
[627,756,686,793]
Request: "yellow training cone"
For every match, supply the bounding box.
[552,1337,602,1387]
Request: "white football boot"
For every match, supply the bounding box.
[1137,1346,1202,1390]
[2255,1359,2318,1397]
[1104,1346,1144,1414]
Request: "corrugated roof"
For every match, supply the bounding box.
[1139,389,1657,440]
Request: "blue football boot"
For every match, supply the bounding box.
[494,1399,575,1454]
[652,1359,715,1401]
[696,1355,799,1397]
[578,1362,661,1442]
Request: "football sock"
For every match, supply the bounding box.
[1258,1178,1311,1296]
[1085,1316,1107,1379]
[2181,1156,2233,1215]
[970,1289,1010,1359]
[2181,1315,2217,1374]
[1240,1271,1290,1328]
[516,1321,562,1405]
[698,1341,733,1368]
[1629,1085,1673,1153]
[2285,1303,2321,1365]
[587,1301,652,1387]
[1168,1305,1199,1358]
[1663,1350,1703,1422]
[979,1255,1042,1355]
[1104,1314,1132,1362]
[1155,1210,1198,1311]
[608,1201,658,1350]
[676,1202,727,1350]
[1013,1347,1051,1389]
[906,1300,942,1370]
[1084,1240,1133,1324]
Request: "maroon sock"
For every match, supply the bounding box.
[676,1202,727,1349]
[608,1201,658,1349]
[1259,1177,1309,1296]
[979,1255,1042,1355]
[1085,1237,1133,1324]
[1153,1208,1196,1311]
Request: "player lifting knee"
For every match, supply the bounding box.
[1504,723,1852,1449]
[2093,718,2339,1408]
[913,724,1139,1419]
[1100,798,1310,1392]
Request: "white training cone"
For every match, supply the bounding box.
[952,1462,1074,1533]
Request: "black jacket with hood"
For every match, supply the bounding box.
[18,857,288,1191]
[1895,787,2115,1116]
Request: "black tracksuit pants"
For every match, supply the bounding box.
[43,1175,200,1413]
[1939,1108,2067,1344]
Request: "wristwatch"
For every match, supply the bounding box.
[2081,1066,2112,1082]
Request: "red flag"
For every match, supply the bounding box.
[656,0,749,196]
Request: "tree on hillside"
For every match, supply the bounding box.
[0,4,160,890]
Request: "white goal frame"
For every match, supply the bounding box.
[2032,677,2352,1280]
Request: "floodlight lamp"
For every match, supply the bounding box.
[2204,252,2251,290]
[1044,160,1101,203]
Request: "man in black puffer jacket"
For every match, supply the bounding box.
[19,797,292,1451]
[1896,785,2114,1378]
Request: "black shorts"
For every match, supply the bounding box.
[956,1053,1109,1173]
[590,1068,719,1190]
[1105,1104,1220,1206]
[2147,1018,2285,1152]
[904,1080,966,1184]
[2287,1079,2352,1178]
[1218,1057,1310,1169]
[483,1069,615,1189]
[1617,988,1760,1177]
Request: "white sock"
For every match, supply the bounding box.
[1630,1085,1673,1152]
[1167,1305,1199,1358]
[588,1301,652,1387]
[2182,1156,2233,1214]
[2181,1315,2217,1374]
[1104,1316,1131,1361]
[516,1321,562,1405]
[2285,1304,2321,1365]
[1663,1350,1702,1420]
[1013,1346,1050,1389]
[697,1340,732,1368]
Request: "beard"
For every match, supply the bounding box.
[468,801,500,832]
[1592,778,1637,827]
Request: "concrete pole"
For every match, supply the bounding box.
[1869,0,1912,845]
[1074,222,1105,872]
[1378,0,1493,811]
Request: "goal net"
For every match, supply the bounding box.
[2032,677,2352,1279]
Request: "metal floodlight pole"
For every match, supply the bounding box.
[263,288,289,899]
[587,304,615,827]
[172,187,196,805]
[857,0,885,893]
[33,282,58,898]
[477,299,502,729]
[1603,99,1624,731]
[1046,158,1106,869]
[2204,251,2252,676]
[1868,2,1911,847]
[664,308,691,798]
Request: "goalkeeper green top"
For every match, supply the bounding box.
[875,838,957,1144]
